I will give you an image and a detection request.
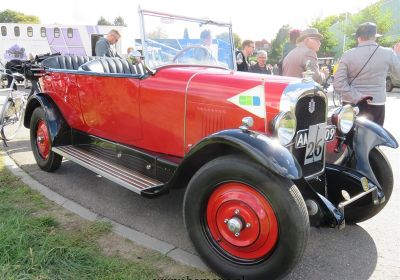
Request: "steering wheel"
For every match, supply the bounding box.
[172,45,217,64]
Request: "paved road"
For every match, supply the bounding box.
[3,90,400,279]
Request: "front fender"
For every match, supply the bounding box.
[184,129,302,180]
[24,93,71,146]
[349,118,398,186]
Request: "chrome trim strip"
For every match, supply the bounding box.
[140,9,231,27]
[183,71,204,155]
[338,186,378,213]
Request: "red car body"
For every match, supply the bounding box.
[41,68,291,156]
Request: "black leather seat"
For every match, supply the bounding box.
[79,58,146,75]
[42,55,95,70]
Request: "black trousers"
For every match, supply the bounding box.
[343,101,385,126]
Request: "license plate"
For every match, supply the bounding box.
[295,124,336,165]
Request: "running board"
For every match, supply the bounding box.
[52,145,164,196]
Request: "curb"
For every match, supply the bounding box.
[2,151,208,271]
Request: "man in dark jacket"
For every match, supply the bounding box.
[236,40,255,72]
[95,29,121,57]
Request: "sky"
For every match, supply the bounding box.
[2,0,380,41]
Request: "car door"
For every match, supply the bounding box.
[76,74,142,143]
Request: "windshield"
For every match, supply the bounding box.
[139,10,235,70]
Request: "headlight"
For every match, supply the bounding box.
[272,111,297,146]
[332,105,355,134]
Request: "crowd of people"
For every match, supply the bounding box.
[235,22,400,126]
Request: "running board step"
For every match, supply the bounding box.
[53,145,164,195]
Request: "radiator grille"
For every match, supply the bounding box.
[292,93,327,178]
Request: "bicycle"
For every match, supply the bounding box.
[0,67,28,146]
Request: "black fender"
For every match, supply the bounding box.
[347,118,398,187]
[169,129,302,190]
[23,93,71,146]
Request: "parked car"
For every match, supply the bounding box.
[386,72,400,92]
[22,9,398,280]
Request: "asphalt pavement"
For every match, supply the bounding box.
[2,89,400,279]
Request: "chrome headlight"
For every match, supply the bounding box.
[332,105,355,134]
[273,111,297,146]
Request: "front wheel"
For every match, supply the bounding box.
[345,148,393,223]
[183,155,309,280]
[30,107,62,172]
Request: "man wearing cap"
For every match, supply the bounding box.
[282,28,329,84]
[334,22,400,126]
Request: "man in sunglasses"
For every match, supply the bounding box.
[282,28,328,84]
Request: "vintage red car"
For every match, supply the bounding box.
[23,9,398,280]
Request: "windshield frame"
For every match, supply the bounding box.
[138,8,236,71]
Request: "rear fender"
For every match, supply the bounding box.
[24,93,71,146]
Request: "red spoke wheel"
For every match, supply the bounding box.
[30,107,62,172]
[206,182,278,260]
[184,155,309,280]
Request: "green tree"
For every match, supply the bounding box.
[183,28,189,39]
[147,26,168,39]
[310,15,340,57]
[216,32,242,49]
[342,0,394,49]
[0,9,40,23]
[114,16,127,27]
[268,24,291,64]
[97,16,111,26]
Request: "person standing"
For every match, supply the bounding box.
[282,28,328,84]
[193,29,215,62]
[282,29,301,59]
[95,29,121,57]
[250,51,273,74]
[334,22,400,126]
[236,40,255,72]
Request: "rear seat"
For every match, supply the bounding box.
[42,55,95,70]
[79,57,146,76]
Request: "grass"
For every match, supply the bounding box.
[0,157,162,280]
[0,154,220,280]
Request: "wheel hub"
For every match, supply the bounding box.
[225,216,243,237]
[36,120,50,160]
[206,182,278,260]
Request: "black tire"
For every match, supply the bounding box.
[386,77,393,92]
[30,107,62,172]
[183,155,309,280]
[345,148,393,223]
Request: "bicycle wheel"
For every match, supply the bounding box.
[1,97,25,140]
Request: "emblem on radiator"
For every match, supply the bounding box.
[308,98,315,114]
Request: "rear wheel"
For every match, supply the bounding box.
[30,107,62,172]
[183,155,309,280]
[1,97,24,141]
[345,148,393,223]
